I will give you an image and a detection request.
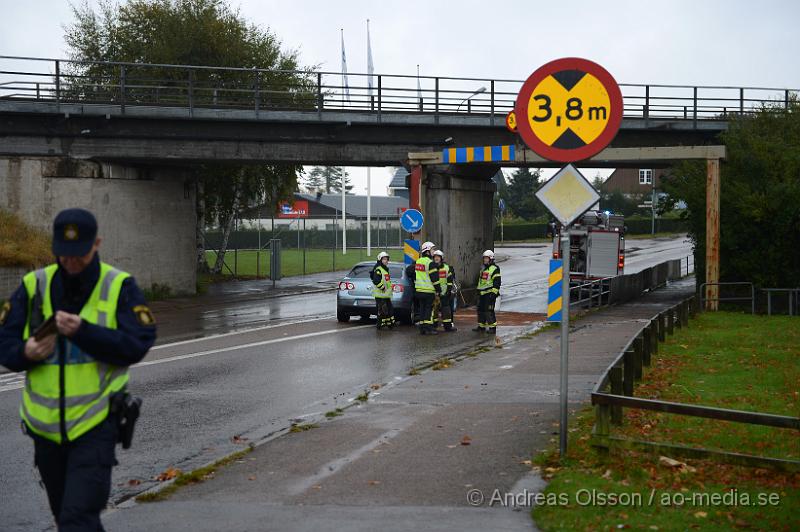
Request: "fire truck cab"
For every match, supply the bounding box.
[552,211,625,281]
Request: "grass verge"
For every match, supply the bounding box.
[136,447,252,503]
[205,248,400,278]
[532,311,799,531]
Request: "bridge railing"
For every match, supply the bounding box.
[0,55,796,123]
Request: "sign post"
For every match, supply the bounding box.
[519,57,622,458]
[498,198,506,244]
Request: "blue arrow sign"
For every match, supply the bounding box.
[498,198,506,212]
[400,208,424,233]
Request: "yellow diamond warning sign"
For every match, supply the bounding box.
[535,164,600,227]
[515,58,622,163]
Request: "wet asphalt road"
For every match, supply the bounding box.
[0,237,690,531]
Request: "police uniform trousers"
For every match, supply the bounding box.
[415,292,435,329]
[477,292,497,329]
[30,415,118,532]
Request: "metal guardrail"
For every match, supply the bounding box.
[763,288,799,316]
[590,297,800,471]
[699,281,755,314]
[570,278,611,308]
[0,55,797,122]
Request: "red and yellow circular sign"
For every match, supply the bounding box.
[515,58,623,162]
[505,110,517,132]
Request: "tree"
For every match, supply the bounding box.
[591,172,605,192]
[661,98,800,288]
[304,166,353,194]
[503,167,544,220]
[64,0,312,275]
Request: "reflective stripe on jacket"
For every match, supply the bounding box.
[372,265,393,299]
[477,263,500,295]
[414,256,436,293]
[21,262,130,444]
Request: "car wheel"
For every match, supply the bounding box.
[337,311,350,323]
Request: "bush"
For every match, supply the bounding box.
[0,210,52,268]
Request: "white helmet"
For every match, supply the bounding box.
[421,241,435,253]
[377,251,390,261]
[482,249,495,259]
[433,250,444,258]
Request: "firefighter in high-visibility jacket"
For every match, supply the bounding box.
[432,250,457,332]
[371,252,396,329]
[414,241,441,335]
[474,249,501,334]
[0,208,156,531]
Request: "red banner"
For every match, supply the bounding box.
[277,200,309,219]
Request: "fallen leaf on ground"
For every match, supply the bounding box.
[127,479,141,486]
[694,511,707,518]
[155,467,181,482]
[370,383,381,390]
[231,435,249,444]
[601,469,612,479]
[519,460,532,466]
[460,435,472,446]
[248,475,256,481]
[368,480,381,485]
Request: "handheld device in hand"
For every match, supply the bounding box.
[33,316,57,341]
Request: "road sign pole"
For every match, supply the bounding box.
[559,231,570,458]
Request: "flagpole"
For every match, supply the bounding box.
[366,19,373,257]
[342,166,347,255]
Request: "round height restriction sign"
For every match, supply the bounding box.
[515,58,623,162]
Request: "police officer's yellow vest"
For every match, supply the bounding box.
[372,264,392,299]
[21,262,130,444]
[414,256,435,293]
[435,262,451,295]
[477,264,500,295]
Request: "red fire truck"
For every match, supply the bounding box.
[552,211,625,281]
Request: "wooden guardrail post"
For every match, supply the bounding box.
[594,403,610,452]
[623,349,635,397]
[674,304,682,330]
[682,300,690,326]
[667,306,675,335]
[609,364,623,425]
[642,325,653,366]
[688,296,698,318]
[657,312,666,342]
[633,335,644,381]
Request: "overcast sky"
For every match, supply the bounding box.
[2,0,798,194]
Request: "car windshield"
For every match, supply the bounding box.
[347,264,404,279]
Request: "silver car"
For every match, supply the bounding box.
[336,261,457,324]
[336,262,412,323]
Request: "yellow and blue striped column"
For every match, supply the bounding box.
[404,239,420,265]
[547,259,564,322]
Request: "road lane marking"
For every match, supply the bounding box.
[137,324,372,368]
[0,325,371,394]
[150,314,334,351]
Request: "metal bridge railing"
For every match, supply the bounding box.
[0,55,797,123]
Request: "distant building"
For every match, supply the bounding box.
[602,168,668,197]
[240,192,408,230]
[387,167,409,199]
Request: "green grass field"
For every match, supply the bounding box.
[532,312,800,531]
[205,248,402,278]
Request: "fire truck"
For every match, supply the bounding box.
[552,211,625,281]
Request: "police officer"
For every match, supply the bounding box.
[474,249,501,334]
[371,252,396,330]
[0,208,156,531]
[414,241,440,335]
[432,250,457,332]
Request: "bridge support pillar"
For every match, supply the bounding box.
[418,164,498,305]
[0,157,197,295]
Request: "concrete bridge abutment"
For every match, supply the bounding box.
[0,157,197,295]
[419,164,498,305]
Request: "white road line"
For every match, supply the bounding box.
[150,314,333,351]
[0,325,370,394]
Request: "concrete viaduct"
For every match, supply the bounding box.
[2,56,790,296]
